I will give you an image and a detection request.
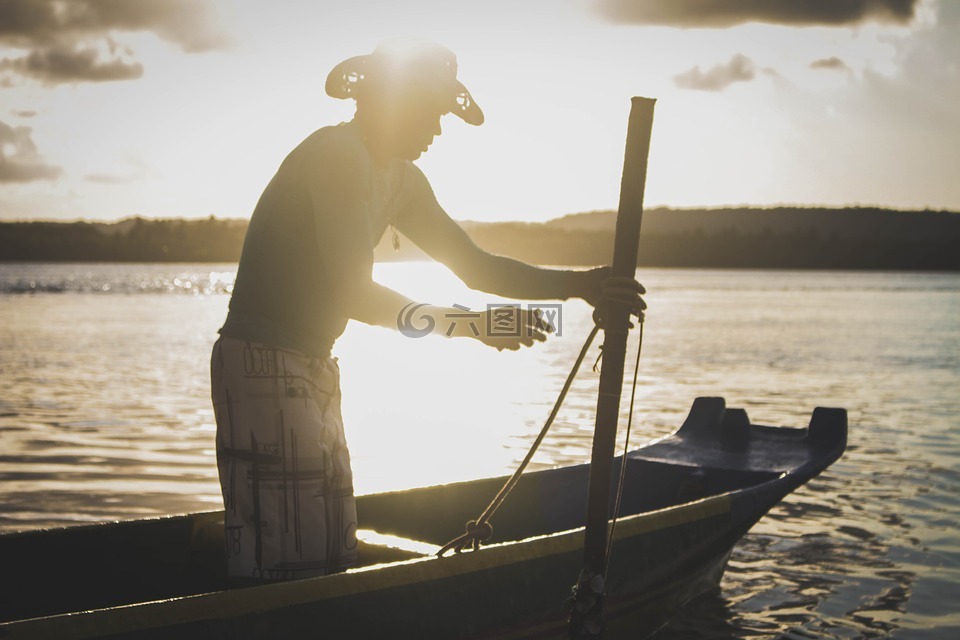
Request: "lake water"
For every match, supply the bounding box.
[1,262,958,638]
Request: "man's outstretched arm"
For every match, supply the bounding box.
[396,167,617,307]
[305,149,557,350]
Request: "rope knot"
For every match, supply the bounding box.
[466,519,493,540]
[436,519,494,557]
[437,324,603,559]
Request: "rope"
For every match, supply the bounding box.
[437,278,646,558]
[605,320,644,570]
[437,323,601,556]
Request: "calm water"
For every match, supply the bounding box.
[1,262,958,638]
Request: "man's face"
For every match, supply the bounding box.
[380,89,449,161]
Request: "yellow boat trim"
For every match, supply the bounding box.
[3,494,731,639]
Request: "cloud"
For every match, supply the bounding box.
[594,0,919,28]
[0,0,230,52]
[810,56,851,71]
[0,0,229,85]
[1,41,143,84]
[673,54,756,91]
[0,120,62,182]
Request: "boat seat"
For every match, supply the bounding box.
[676,396,726,439]
[677,398,771,449]
[807,407,848,446]
[720,407,751,450]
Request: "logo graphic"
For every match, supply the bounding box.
[445,304,481,337]
[487,304,521,337]
[529,303,562,336]
[397,302,565,338]
[397,302,436,338]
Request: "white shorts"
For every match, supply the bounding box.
[210,336,358,580]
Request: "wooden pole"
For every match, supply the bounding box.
[569,96,656,638]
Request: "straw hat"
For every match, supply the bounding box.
[325,38,484,126]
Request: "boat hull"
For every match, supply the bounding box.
[0,398,847,639]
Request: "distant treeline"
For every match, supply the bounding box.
[464,207,960,271]
[0,216,247,263]
[2,207,959,271]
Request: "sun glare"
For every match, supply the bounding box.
[336,262,586,494]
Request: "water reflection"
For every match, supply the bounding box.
[1,264,958,638]
[652,527,918,638]
[0,263,236,295]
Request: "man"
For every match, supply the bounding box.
[211,38,644,582]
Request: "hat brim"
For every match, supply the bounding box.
[325,54,484,126]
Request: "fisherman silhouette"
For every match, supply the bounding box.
[211,38,645,581]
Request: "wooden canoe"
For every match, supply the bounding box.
[0,397,846,639]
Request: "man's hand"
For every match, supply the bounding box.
[473,307,553,351]
[567,267,646,327]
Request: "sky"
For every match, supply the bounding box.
[0,0,958,223]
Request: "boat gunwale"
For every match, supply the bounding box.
[0,484,756,638]
[0,412,846,639]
